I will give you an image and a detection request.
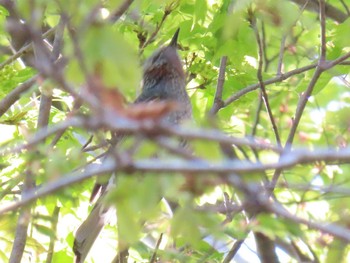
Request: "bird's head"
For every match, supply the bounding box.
[143,29,184,79]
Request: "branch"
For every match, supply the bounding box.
[0,114,281,156]
[9,8,61,258]
[276,35,287,76]
[9,169,34,263]
[140,1,178,51]
[270,201,350,242]
[319,0,326,63]
[223,54,350,112]
[278,183,350,196]
[270,0,329,190]
[285,0,327,148]
[324,51,350,69]
[109,0,135,23]
[223,63,318,108]
[0,75,38,118]
[209,56,227,115]
[37,92,52,130]
[339,0,350,16]
[149,233,163,263]
[0,27,56,70]
[0,117,82,155]
[36,17,66,130]
[222,240,244,263]
[45,206,60,263]
[252,17,281,147]
[290,0,348,23]
[0,158,117,215]
[51,16,66,61]
[228,177,350,246]
[3,147,350,215]
[251,90,263,137]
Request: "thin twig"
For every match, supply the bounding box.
[252,17,281,147]
[286,0,326,149]
[9,170,35,263]
[269,200,350,242]
[276,35,287,76]
[222,56,350,112]
[0,27,56,70]
[339,0,350,16]
[149,233,163,263]
[222,63,317,111]
[276,0,309,76]
[209,56,227,115]
[0,117,81,155]
[82,140,109,152]
[51,16,66,61]
[251,90,263,137]
[37,92,52,130]
[9,202,30,262]
[155,137,195,160]
[45,206,60,263]
[324,51,350,69]
[0,75,38,117]
[81,135,94,151]
[36,20,60,131]
[109,0,135,23]
[0,158,117,215]
[319,0,326,63]
[222,240,244,263]
[140,1,178,52]
[261,23,270,71]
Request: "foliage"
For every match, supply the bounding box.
[0,0,350,262]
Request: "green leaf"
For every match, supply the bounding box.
[66,24,141,97]
[333,18,350,48]
[171,205,201,245]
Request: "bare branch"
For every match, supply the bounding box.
[140,2,178,51]
[45,206,60,263]
[149,233,163,263]
[37,92,52,130]
[0,114,282,156]
[252,15,281,147]
[290,0,348,23]
[276,35,287,76]
[270,1,330,190]
[325,51,350,69]
[2,147,350,215]
[9,169,34,263]
[0,75,37,117]
[109,0,135,23]
[270,201,350,242]
[0,27,56,70]
[209,56,227,115]
[223,54,350,111]
[223,63,318,108]
[251,90,263,137]
[0,117,80,155]
[339,0,350,16]
[319,0,326,63]
[0,158,117,215]
[222,240,244,263]
[286,69,322,148]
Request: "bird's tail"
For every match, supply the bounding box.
[74,174,116,263]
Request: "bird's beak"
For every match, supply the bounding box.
[169,28,180,47]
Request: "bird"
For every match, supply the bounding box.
[73,28,192,263]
